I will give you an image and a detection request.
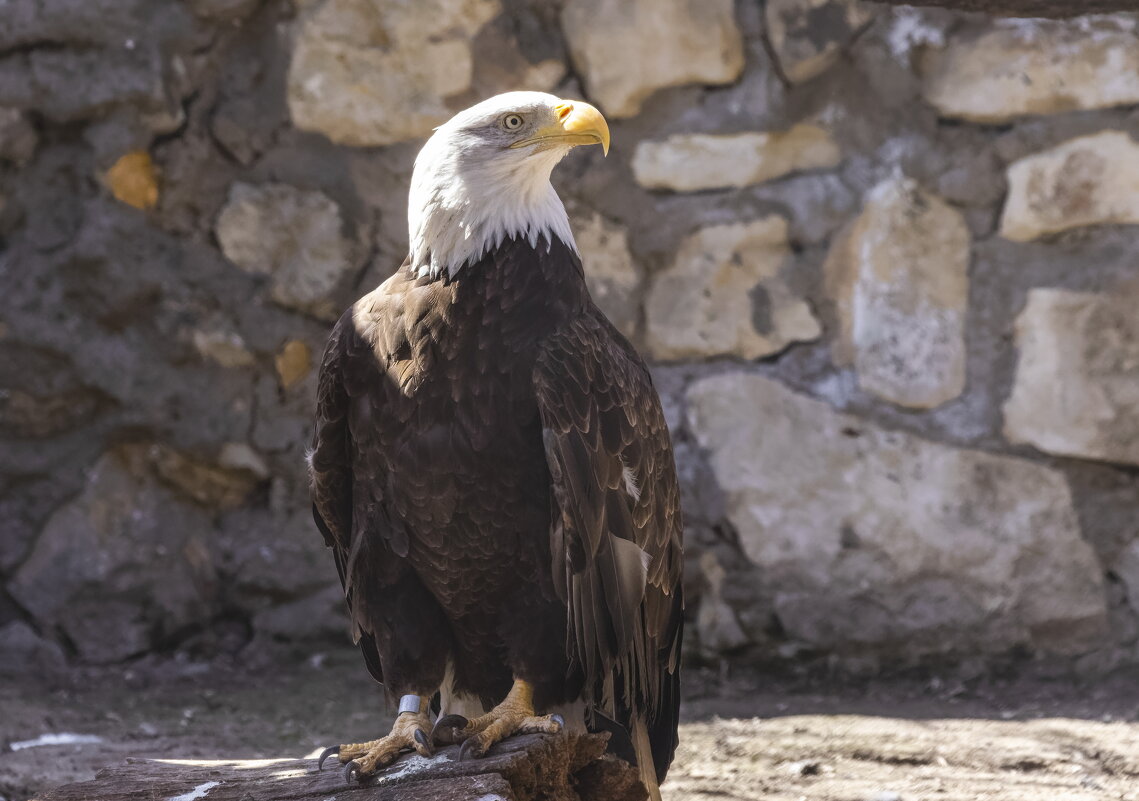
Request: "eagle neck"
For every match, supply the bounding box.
[407,147,578,280]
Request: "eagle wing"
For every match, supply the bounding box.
[533,309,684,782]
[309,309,388,684]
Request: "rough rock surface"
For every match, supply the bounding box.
[646,217,820,360]
[560,0,745,118]
[999,130,1139,242]
[0,108,37,163]
[825,176,970,409]
[920,16,1139,123]
[287,0,502,146]
[631,126,841,192]
[3,0,1139,675]
[1003,288,1139,466]
[573,211,642,339]
[687,372,1107,655]
[766,0,877,83]
[7,447,220,664]
[216,182,354,318]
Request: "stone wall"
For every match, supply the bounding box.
[3,0,1139,675]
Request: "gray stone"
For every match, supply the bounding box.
[0,108,37,163]
[560,0,745,118]
[1114,541,1139,617]
[920,16,1139,123]
[645,217,820,360]
[287,0,502,146]
[573,211,641,339]
[687,372,1107,656]
[999,130,1139,242]
[0,621,67,677]
[216,182,353,318]
[1003,288,1139,465]
[824,176,970,409]
[631,126,842,193]
[7,447,218,663]
[185,0,262,21]
[766,0,876,83]
[0,47,173,125]
[252,584,349,641]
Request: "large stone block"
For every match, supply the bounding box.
[573,212,642,339]
[687,373,1107,655]
[561,0,744,118]
[7,446,219,663]
[287,0,502,146]
[1003,288,1139,465]
[766,0,876,84]
[216,182,353,319]
[824,176,969,409]
[920,16,1139,123]
[999,130,1139,242]
[645,217,820,360]
[631,126,841,192]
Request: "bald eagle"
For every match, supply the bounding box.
[309,92,683,799]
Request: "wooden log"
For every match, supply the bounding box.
[31,733,647,801]
[871,0,1139,17]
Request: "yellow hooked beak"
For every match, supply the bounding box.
[510,99,610,156]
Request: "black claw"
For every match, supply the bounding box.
[317,746,339,771]
[414,728,435,756]
[459,738,481,762]
[551,714,565,730]
[344,760,362,784]
[431,714,469,744]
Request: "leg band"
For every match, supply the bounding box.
[398,694,421,716]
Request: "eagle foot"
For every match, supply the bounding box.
[318,696,433,784]
[431,679,564,759]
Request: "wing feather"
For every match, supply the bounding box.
[533,309,684,785]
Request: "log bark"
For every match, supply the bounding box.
[31,733,647,801]
[872,0,1139,17]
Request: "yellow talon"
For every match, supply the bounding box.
[321,695,434,783]
[432,679,565,760]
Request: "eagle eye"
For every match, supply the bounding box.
[502,113,524,131]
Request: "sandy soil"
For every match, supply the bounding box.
[3,650,1139,801]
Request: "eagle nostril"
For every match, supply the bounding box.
[556,103,573,122]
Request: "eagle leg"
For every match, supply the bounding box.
[319,694,434,783]
[430,679,564,760]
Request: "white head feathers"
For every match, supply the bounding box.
[407,92,608,279]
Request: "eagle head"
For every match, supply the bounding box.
[408,92,610,279]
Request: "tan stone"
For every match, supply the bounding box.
[216,182,353,318]
[104,150,158,210]
[695,552,749,654]
[631,125,841,193]
[824,176,969,409]
[1003,288,1139,465]
[920,16,1139,123]
[999,130,1139,242]
[287,0,501,146]
[560,0,744,118]
[766,0,876,83]
[687,372,1107,655]
[646,217,820,360]
[218,442,271,480]
[192,329,256,368]
[275,339,313,389]
[150,443,263,509]
[573,212,641,338]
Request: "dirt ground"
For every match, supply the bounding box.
[3,650,1139,801]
